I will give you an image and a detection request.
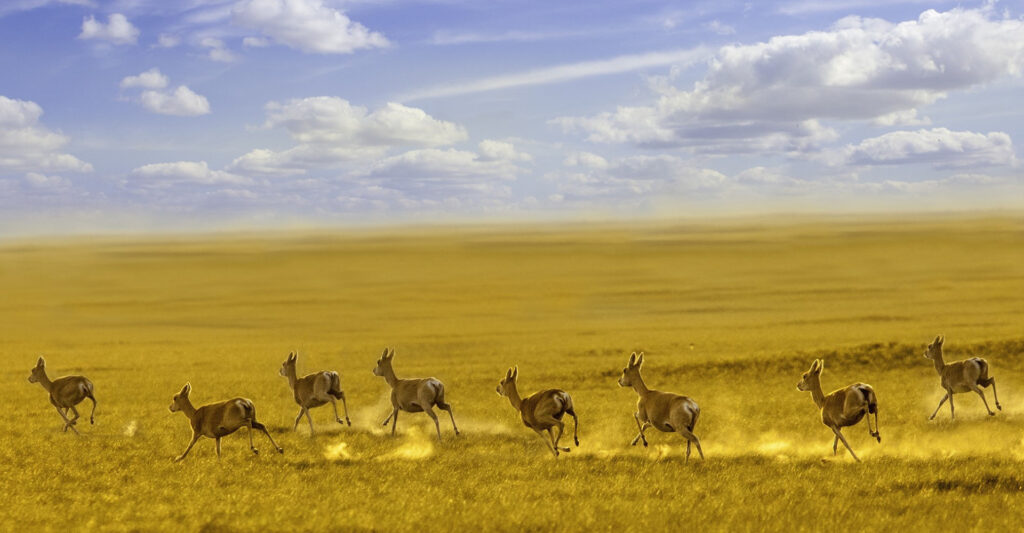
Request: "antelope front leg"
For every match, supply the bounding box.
[293,409,304,431]
[175,433,200,462]
[304,409,316,437]
[948,391,955,419]
[54,406,79,435]
[534,428,558,457]
[215,437,222,459]
[68,406,81,429]
[929,393,948,420]
[830,426,860,462]
[631,413,649,447]
[677,428,704,461]
[389,408,399,436]
[832,435,839,455]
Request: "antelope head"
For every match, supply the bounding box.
[280,351,297,377]
[373,348,394,377]
[169,382,191,413]
[496,366,518,396]
[797,359,823,391]
[618,352,643,387]
[924,335,944,361]
[28,356,45,383]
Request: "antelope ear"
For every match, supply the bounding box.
[938,335,944,346]
[388,348,395,359]
[816,359,824,373]
[36,356,45,367]
[181,382,191,396]
[505,367,513,380]
[512,366,518,380]
[381,348,389,358]
[628,352,637,367]
[637,352,644,367]
[289,352,296,362]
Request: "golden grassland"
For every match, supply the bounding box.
[1,215,1024,531]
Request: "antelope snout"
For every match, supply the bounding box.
[168,403,177,412]
[796,382,806,391]
[617,376,626,387]
[28,375,35,383]
[495,386,503,396]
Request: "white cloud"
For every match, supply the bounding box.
[0,95,92,174]
[555,8,1024,154]
[230,98,467,175]
[0,0,94,16]
[403,47,710,101]
[704,20,736,35]
[553,154,727,200]
[232,0,389,54]
[24,172,71,189]
[200,37,237,63]
[131,160,251,187]
[120,68,169,90]
[156,33,181,48]
[242,36,269,47]
[477,140,532,162]
[836,128,1017,168]
[78,13,139,45]
[139,86,211,116]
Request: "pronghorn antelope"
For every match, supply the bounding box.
[496,366,580,457]
[28,356,97,434]
[280,352,351,436]
[168,383,283,461]
[797,359,880,462]
[617,352,704,461]
[373,348,459,442]
[924,335,1001,420]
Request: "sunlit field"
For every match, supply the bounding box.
[2,215,1024,531]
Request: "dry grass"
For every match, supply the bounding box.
[2,215,1024,531]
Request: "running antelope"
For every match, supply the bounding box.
[797,359,880,462]
[168,383,283,461]
[28,356,97,434]
[617,352,704,461]
[280,352,351,436]
[496,366,579,457]
[924,335,1001,420]
[373,348,459,442]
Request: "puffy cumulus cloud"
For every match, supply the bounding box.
[232,0,388,54]
[120,68,169,90]
[200,37,237,62]
[79,13,139,45]
[139,86,211,116]
[553,154,727,201]
[130,161,251,188]
[229,98,468,175]
[836,128,1016,168]
[555,8,1024,154]
[23,172,71,190]
[477,140,532,162]
[156,34,181,48]
[0,95,92,174]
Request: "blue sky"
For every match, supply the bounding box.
[1,0,1023,236]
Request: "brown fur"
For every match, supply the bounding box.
[28,356,96,434]
[924,335,1001,420]
[280,352,351,436]
[617,352,704,461]
[496,366,579,457]
[797,359,880,462]
[168,383,283,461]
[373,348,459,442]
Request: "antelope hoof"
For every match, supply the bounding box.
[642,440,648,448]
[174,456,186,462]
[277,447,284,454]
[559,447,571,452]
[252,448,260,455]
[345,418,352,426]
[997,403,1003,411]
[574,438,580,447]
[989,411,996,416]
